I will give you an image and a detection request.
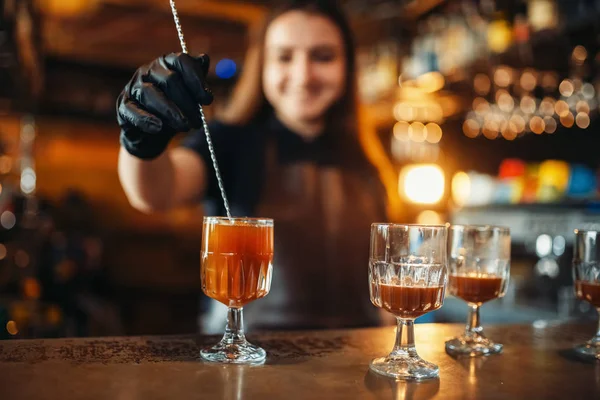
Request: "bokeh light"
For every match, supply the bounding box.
[425,123,442,144]
[409,122,427,142]
[494,66,512,87]
[6,321,18,336]
[474,74,491,95]
[393,121,410,141]
[554,100,570,117]
[463,119,480,138]
[544,117,557,133]
[520,96,536,114]
[559,79,574,97]
[0,211,16,229]
[572,45,587,65]
[575,112,590,129]
[560,112,574,128]
[520,69,537,91]
[400,164,445,204]
[215,58,237,79]
[416,210,444,225]
[529,116,545,134]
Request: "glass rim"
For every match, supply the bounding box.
[450,224,510,233]
[203,216,273,226]
[371,222,447,229]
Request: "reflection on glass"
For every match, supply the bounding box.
[364,370,440,400]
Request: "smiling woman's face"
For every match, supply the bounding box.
[262,10,347,127]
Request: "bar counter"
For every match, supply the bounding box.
[0,323,598,399]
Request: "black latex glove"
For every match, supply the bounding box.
[117,53,213,160]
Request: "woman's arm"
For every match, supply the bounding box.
[118,146,207,213]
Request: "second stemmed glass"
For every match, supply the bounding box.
[369,224,448,380]
[445,225,510,357]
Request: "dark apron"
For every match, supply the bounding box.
[201,139,385,332]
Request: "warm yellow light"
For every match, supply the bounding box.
[509,114,526,133]
[393,121,410,141]
[6,320,18,336]
[576,101,590,114]
[400,164,445,205]
[473,97,490,115]
[572,45,588,64]
[409,122,426,142]
[474,74,491,95]
[559,79,574,97]
[576,112,590,129]
[530,116,545,134]
[560,112,574,128]
[417,71,445,93]
[544,117,557,133]
[502,128,517,140]
[394,102,415,121]
[554,100,570,117]
[520,69,537,91]
[39,0,98,17]
[425,123,442,144]
[493,66,512,87]
[497,90,514,112]
[416,210,444,225]
[463,119,480,138]
[0,156,12,174]
[452,171,471,207]
[528,0,558,31]
[482,120,499,139]
[520,96,536,114]
[488,21,513,53]
[539,97,555,116]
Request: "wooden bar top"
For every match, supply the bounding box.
[0,323,598,399]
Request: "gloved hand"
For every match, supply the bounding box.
[117,53,213,159]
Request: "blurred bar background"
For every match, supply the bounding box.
[1,0,600,339]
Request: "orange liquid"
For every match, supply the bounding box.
[449,275,504,304]
[377,284,445,319]
[575,281,600,308]
[201,221,273,308]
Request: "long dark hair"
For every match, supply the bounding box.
[219,0,401,216]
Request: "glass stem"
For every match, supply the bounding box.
[465,302,483,338]
[391,318,418,358]
[221,307,246,345]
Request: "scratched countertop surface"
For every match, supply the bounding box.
[0,323,598,399]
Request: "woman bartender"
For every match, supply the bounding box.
[117,0,388,331]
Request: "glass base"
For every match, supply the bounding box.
[200,340,266,364]
[574,342,600,361]
[445,335,503,357]
[369,355,439,380]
